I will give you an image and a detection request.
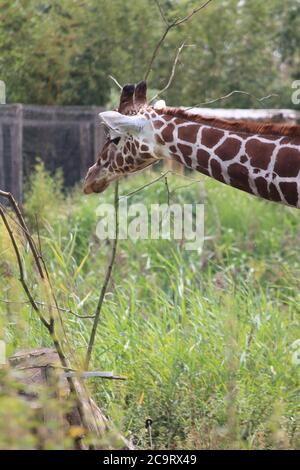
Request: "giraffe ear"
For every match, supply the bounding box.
[99,111,147,135]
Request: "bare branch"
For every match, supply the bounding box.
[0,190,44,278]
[144,28,169,82]
[258,93,280,103]
[85,180,120,369]
[0,298,95,319]
[0,206,49,328]
[154,0,168,26]
[144,0,213,80]
[108,75,123,90]
[120,169,205,200]
[173,0,214,27]
[64,371,127,380]
[171,179,203,193]
[120,171,170,198]
[186,90,279,109]
[164,176,171,206]
[150,43,196,103]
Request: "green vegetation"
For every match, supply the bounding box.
[1,0,300,451]
[0,164,299,449]
[0,0,299,109]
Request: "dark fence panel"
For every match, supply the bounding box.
[0,104,105,201]
[0,104,23,201]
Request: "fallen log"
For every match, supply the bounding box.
[9,348,133,450]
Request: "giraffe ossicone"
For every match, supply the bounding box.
[84,80,300,208]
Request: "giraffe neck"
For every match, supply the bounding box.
[149,110,300,208]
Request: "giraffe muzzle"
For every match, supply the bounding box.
[84,178,110,194]
[83,160,110,194]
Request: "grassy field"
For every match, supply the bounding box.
[0,163,299,449]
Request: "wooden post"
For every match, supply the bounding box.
[79,122,91,179]
[0,104,23,202]
[11,105,23,202]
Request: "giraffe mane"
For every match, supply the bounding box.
[155,107,300,138]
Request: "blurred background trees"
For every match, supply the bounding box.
[0,0,299,108]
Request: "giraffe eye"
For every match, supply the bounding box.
[111,137,121,145]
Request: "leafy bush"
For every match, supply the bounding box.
[24,160,64,228]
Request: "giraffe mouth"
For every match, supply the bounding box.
[83,179,110,194]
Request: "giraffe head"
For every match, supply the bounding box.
[83,81,162,194]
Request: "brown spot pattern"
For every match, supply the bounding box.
[210,159,225,183]
[154,120,164,129]
[116,154,124,166]
[196,149,210,170]
[269,183,281,202]
[155,135,165,145]
[245,139,275,169]
[279,182,298,206]
[255,177,269,199]
[196,165,210,176]
[202,128,224,148]
[178,125,199,143]
[227,163,252,193]
[173,154,183,165]
[126,156,134,164]
[184,156,192,167]
[161,124,175,143]
[178,143,192,157]
[215,138,242,161]
[274,148,300,177]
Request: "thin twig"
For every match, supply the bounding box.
[150,43,194,103]
[35,213,42,256]
[120,171,170,198]
[144,0,213,80]
[172,179,203,193]
[4,195,72,354]
[0,206,49,328]
[154,0,168,26]
[0,298,95,319]
[108,75,123,90]
[186,90,279,110]
[164,176,170,206]
[174,0,213,26]
[64,371,127,380]
[85,181,120,369]
[120,170,205,200]
[0,190,44,278]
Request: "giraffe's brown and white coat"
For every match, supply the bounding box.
[83,81,300,209]
[141,108,300,208]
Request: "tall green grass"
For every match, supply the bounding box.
[0,163,299,449]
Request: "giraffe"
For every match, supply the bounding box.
[84,81,300,208]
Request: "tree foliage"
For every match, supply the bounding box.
[0,0,299,108]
